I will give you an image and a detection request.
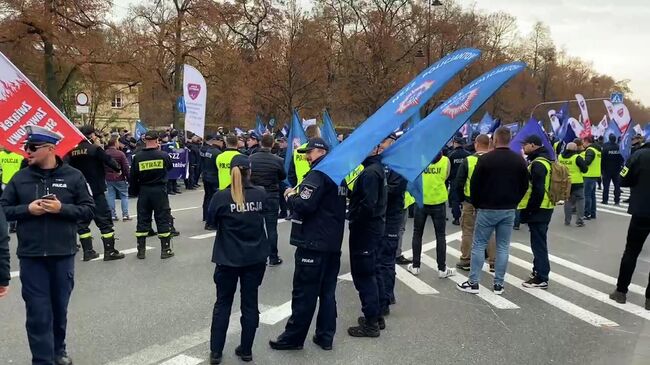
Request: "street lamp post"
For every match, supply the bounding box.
[426,0,444,67]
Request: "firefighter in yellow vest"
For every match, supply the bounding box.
[452,134,496,271]
[288,125,321,186]
[581,136,601,220]
[216,134,242,190]
[558,142,588,227]
[518,135,555,289]
[0,145,24,233]
[407,153,455,279]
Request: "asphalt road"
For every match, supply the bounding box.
[0,186,649,365]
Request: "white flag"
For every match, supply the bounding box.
[182,64,207,138]
[548,109,561,134]
[633,124,644,136]
[568,117,583,137]
[575,94,590,124]
[603,99,630,134]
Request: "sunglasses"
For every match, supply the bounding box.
[24,144,50,152]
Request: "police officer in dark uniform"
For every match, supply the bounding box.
[270,138,347,351]
[1,126,95,365]
[207,154,269,364]
[447,135,470,225]
[129,130,175,259]
[347,139,388,338]
[601,134,624,205]
[67,125,125,262]
[200,135,222,230]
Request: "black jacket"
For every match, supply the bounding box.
[385,169,407,221]
[347,155,387,231]
[520,147,554,223]
[0,159,95,257]
[208,184,269,266]
[246,145,260,156]
[601,141,624,174]
[447,146,470,185]
[288,156,347,252]
[66,140,120,196]
[250,148,286,193]
[470,147,529,210]
[0,208,9,286]
[187,143,201,165]
[200,145,221,184]
[621,144,650,217]
[560,150,588,190]
[454,151,488,204]
[129,148,173,196]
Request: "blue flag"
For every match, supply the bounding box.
[556,102,569,125]
[477,112,493,133]
[504,122,520,135]
[406,179,424,208]
[644,123,650,142]
[404,108,422,132]
[488,118,501,133]
[322,110,339,148]
[284,109,308,178]
[382,62,526,183]
[470,123,480,138]
[313,48,481,184]
[510,117,556,161]
[604,119,622,141]
[620,123,636,161]
[558,116,577,143]
[255,115,267,135]
[135,120,148,140]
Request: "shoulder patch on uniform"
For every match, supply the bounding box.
[620,166,629,177]
[300,186,314,200]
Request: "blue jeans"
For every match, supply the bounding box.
[106,180,129,217]
[583,178,597,218]
[529,222,551,281]
[468,209,515,286]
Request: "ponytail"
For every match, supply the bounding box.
[230,167,246,206]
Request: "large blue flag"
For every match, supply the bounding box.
[321,109,339,148]
[284,109,308,177]
[488,118,501,133]
[504,122,520,135]
[604,119,622,141]
[135,120,148,140]
[314,48,481,184]
[382,62,526,183]
[620,123,636,161]
[404,108,422,132]
[558,116,577,143]
[477,112,493,133]
[644,123,650,142]
[255,115,267,135]
[510,117,556,160]
[556,102,569,125]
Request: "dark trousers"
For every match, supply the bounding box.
[20,255,75,365]
[263,196,280,260]
[382,211,404,304]
[349,223,384,320]
[202,180,218,222]
[279,248,341,346]
[584,178,598,218]
[136,185,172,237]
[529,221,551,282]
[602,172,622,204]
[77,193,113,237]
[278,182,289,218]
[449,189,462,220]
[616,215,650,298]
[210,263,266,355]
[412,203,447,270]
[184,164,199,188]
[167,179,179,193]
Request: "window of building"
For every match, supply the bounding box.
[111,93,123,108]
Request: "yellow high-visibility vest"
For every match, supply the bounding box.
[216,150,241,190]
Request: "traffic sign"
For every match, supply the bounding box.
[75,92,89,106]
[176,96,186,113]
[75,105,89,114]
[611,92,624,105]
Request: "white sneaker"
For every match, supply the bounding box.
[438,267,455,278]
[407,264,420,276]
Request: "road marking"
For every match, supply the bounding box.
[159,354,203,365]
[419,254,520,309]
[442,245,619,327]
[394,264,439,294]
[259,300,293,325]
[597,207,630,217]
[509,242,647,297]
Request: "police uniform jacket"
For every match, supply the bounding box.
[250,148,286,193]
[447,146,470,186]
[200,145,221,184]
[0,158,95,257]
[208,184,269,266]
[520,147,554,224]
[621,143,650,217]
[129,147,172,196]
[347,155,387,232]
[601,141,624,174]
[0,209,9,286]
[288,156,347,253]
[66,140,120,196]
[385,169,407,221]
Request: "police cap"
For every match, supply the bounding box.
[521,134,543,147]
[297,137,329,153]
[25,125,62,145]
[231,154,251,170]
[144,130,160,140]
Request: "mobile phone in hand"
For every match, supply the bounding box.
[41,194,56,200]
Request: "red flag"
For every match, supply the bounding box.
[0,52,84,157]
[580,118,592,139]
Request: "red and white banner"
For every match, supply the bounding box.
[575,94,591,125]
[182,64,206,138]
[603,99,631,134]
[0,52,84,156]
[592,115,607,137]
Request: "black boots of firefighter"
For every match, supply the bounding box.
[160,236,175,259]
[80,237,99,261]
[102,236,125,261]
[137,237,147,259]
[348,317,381,337]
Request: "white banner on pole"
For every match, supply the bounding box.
[183,64,206,138]
[575,94,590,124]
[603,99,630,134]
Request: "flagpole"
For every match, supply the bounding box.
[529,97,609,120]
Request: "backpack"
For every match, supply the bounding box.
[537,157,571,204]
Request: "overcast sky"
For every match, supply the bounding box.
[113,0,650,104]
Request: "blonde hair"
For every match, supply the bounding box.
[230,167,246,206]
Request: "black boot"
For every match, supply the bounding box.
[137,237,147,259]
[147,229,157,237]
[348,318,380,337]
[357,316,386,330]
[102,236,125,261]
[80,237,99,261]
[160,237,175,259]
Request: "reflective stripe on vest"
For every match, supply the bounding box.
[422,156,449,205]
[345,165,364,192]
[293,143,311,185]
[518,158,554,209]
[464,155,479,198]
[0,151,24,185]
[216,150,241,190]
[558,154,583,184]
[583,146,601,178]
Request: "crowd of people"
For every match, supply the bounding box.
[0,121,648,365]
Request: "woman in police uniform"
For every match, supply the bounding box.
[207,154,269,364]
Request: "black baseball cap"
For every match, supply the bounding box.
[297,137,330,153]
[230,154,251,170]
[453,136,466,144]
[521,135,543,146]
[144,130,160,140]
[79,125,95,137]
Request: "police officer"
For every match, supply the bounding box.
[200,135,222,230]
[610,140,650,310]
[288,125,321,186]
[0,126,95,365]
[129,130,175,259]
[216,134,242,190]
[447,135,470,225]
[207,154,269,364]
[0,144,24,233]
[270,138,347,351]
[558,142,588,226]
[581,136,601,220]
[67,125,125,261]
[246,132,261,155]
[250,134,287,266]
[601,134,624,205]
